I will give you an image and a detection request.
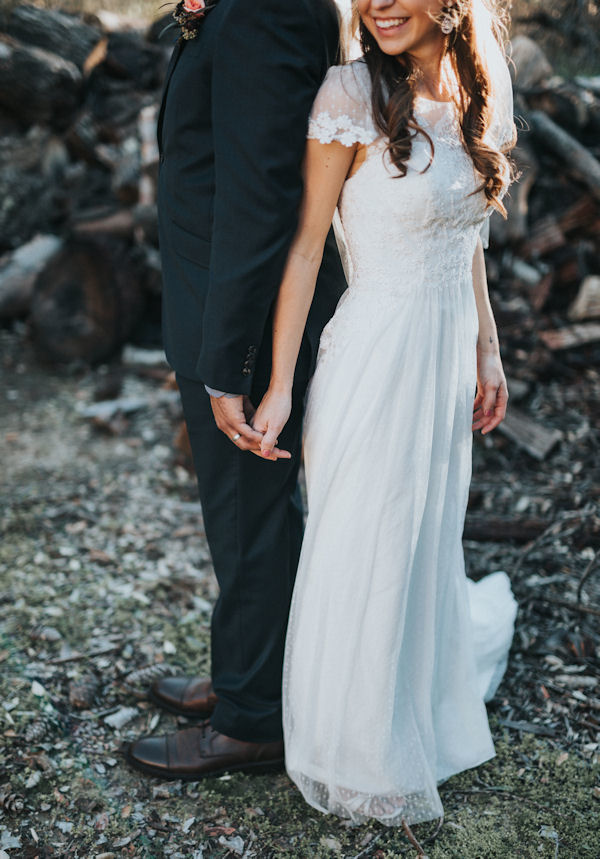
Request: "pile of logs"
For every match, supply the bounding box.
[0,9,599,436]
[0,3,173,361]
[481,34,600,458]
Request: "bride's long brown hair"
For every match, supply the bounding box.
[355,0,516,216]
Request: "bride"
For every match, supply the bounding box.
[252,0,519,827]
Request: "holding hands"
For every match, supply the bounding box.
[209,394,291,460]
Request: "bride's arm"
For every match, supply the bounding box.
[471,236,509,434]
[252,137,356,458]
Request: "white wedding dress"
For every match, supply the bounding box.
[282,59,519,827]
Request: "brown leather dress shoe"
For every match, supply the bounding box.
[124,721,284,780]
[148,675,218,718]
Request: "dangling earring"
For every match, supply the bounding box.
[440,14,454,35]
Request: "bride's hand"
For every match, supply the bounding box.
[472,349,508,435]
[252,386,293,460]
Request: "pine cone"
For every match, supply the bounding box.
[0,785,24,815]
[24,715,53,743]
[69,673,100,710]
[123,663,177,696]
[29,623,62,642]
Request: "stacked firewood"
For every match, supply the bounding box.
[481,35,600,460]
[0,8,599,411]
[0,3,173,361]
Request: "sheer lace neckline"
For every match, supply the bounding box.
[412,95,459,140]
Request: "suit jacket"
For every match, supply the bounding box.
[157,0,347,394]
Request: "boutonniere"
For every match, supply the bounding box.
[172,0,218,40]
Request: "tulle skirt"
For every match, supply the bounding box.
[282,276,518,826]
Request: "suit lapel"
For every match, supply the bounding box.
[157,36,185,154]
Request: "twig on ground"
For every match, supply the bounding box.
[47,643,123,664]
[401,817,428,855]
[513,509,585,577]
[532,595,600,618]
[351,832,383,859]
[577,549,599,603]
[498,717,558,737]
[420,814,445,844]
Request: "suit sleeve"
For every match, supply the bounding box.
[195,0,329,393]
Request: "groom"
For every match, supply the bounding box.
[125,0,346,779]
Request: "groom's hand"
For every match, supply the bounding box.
[209,394,291,459]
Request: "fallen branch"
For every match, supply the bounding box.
[533,594,600,619]
[46,643,123,665]
[463,515,549,543]
[577,549,599,603]
[0,234,62,318]
[0,34,83,130]
[513,509,587,576]
[498,718,557,737]
[539,322,600,350]
[528,109,600,200]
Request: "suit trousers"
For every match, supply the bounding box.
[175,372,307,743]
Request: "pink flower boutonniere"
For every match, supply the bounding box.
[172,0,217,40]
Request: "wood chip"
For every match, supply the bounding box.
[497,405,562,460]
[539,322,600,350]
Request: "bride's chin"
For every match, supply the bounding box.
[369,33,411,56]
[376,42,408,57]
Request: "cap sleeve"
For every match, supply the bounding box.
[307,61,380,147]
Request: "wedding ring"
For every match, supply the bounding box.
[232,433,241,442]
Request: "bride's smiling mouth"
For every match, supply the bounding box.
[374,16,410,36]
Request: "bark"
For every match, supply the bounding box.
[0,234,63,318]
[528,110,600,201]
[0,34,83,129]
[30,236,143,364]
[2,4,101,69]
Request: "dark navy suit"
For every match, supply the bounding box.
[157,0,346,741]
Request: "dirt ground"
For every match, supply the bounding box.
[0,325,599,858]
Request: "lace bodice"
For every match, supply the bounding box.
[308,60,514,266]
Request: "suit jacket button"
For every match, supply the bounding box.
[159,153,165,164]
[242,368,251,376]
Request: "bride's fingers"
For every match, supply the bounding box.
[480,381,499,418]
[472,403,485,427]
[481,406,505,434]
[261,423,288,459]
[480,384,508,434]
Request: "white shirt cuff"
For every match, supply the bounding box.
[205,386,241,398]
